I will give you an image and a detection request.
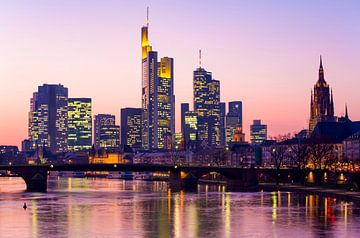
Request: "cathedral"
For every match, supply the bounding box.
[309,56,335,134]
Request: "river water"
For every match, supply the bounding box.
[0,177,360,238]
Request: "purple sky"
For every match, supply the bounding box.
[1,0,360,146]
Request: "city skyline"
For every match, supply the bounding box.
[1,1,360,147]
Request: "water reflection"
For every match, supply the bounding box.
[0,177,360,237]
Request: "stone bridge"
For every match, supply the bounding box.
[1,164,359,192]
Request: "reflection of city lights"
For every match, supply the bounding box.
[225,193,231,238]
[31,200,38,237]
[271,192,277,222]
[174,193,180,238]
[167,189,171,217]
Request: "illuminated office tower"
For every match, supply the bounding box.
[181,103,189,138]
[250,120,267,145]
[94,114,120,150]
[225,101,243,145]
[220,102,226,146]
[67,98,92,151]
[120,108,142,150]
[28,92,39,150]
[193,51,220,146]
[156,57,175,149]
[28,84,68,153]
[184,111,198,144]
[141,9,175,150]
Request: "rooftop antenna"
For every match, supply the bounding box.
[146,7,149,27]
[199,49,202,68]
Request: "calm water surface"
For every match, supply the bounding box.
[0,177,360,238]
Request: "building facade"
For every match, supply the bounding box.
[94,114,120,150]
[120,108,142,150]
[250,120,267,145]
[141,16,175,150]
[28,84,68,153]
[309,56,335,134]
[67,98,92,151]
[343,131,360,164]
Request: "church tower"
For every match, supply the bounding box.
[309,56,335,134]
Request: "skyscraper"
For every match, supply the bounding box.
[184,111,198,145]
[250,120,267,145]
[120,108,142,150]
[220,102,226,146]
[181,103,189,137]
[193,51,221,146]
[94,114,120,150]
[225,101,243,145]
[28,84,68,153]
[68,98,92,151]
[141,9,175,150]
[309,56,335,134]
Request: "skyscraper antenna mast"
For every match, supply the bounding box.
[146,7,149,27]
[199,49,202,68]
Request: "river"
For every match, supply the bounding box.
[0,177,359,237]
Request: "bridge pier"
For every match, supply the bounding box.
[226,168,259,192]
[12,166,48,192]
[169,170,182,192]
[168,170,198,192]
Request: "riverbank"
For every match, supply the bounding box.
[260,183,360,204]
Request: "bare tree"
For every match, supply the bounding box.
[308,143,334,170]
[212,148,228,166]
[287,141,310,184]
[270,145,288,185]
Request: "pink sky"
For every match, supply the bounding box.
[0,1,360,147]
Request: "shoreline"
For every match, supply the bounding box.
[260,183,360,204]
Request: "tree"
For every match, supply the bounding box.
[287,141,310,184]
[270,144,288,186]
[308,142,334,170]
[288,142,310,170]
[212,148,228,166]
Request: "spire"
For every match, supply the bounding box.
[199,49,202,68]
[319,55,323,69]
[345,104,349,119]
[146,7,149,27]
[318,55,326,84]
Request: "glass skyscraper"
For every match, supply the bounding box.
[226,101,243,145]
[28,84,68,153]
[67,98,92,151]
[193,66,220,146]
[220,102,226,146]
[184,111,198,144]
[120,108,142,150]
[141,14,175,150]
[94,114,120,150]
[181,103,189,139]
[250,120,267,145]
